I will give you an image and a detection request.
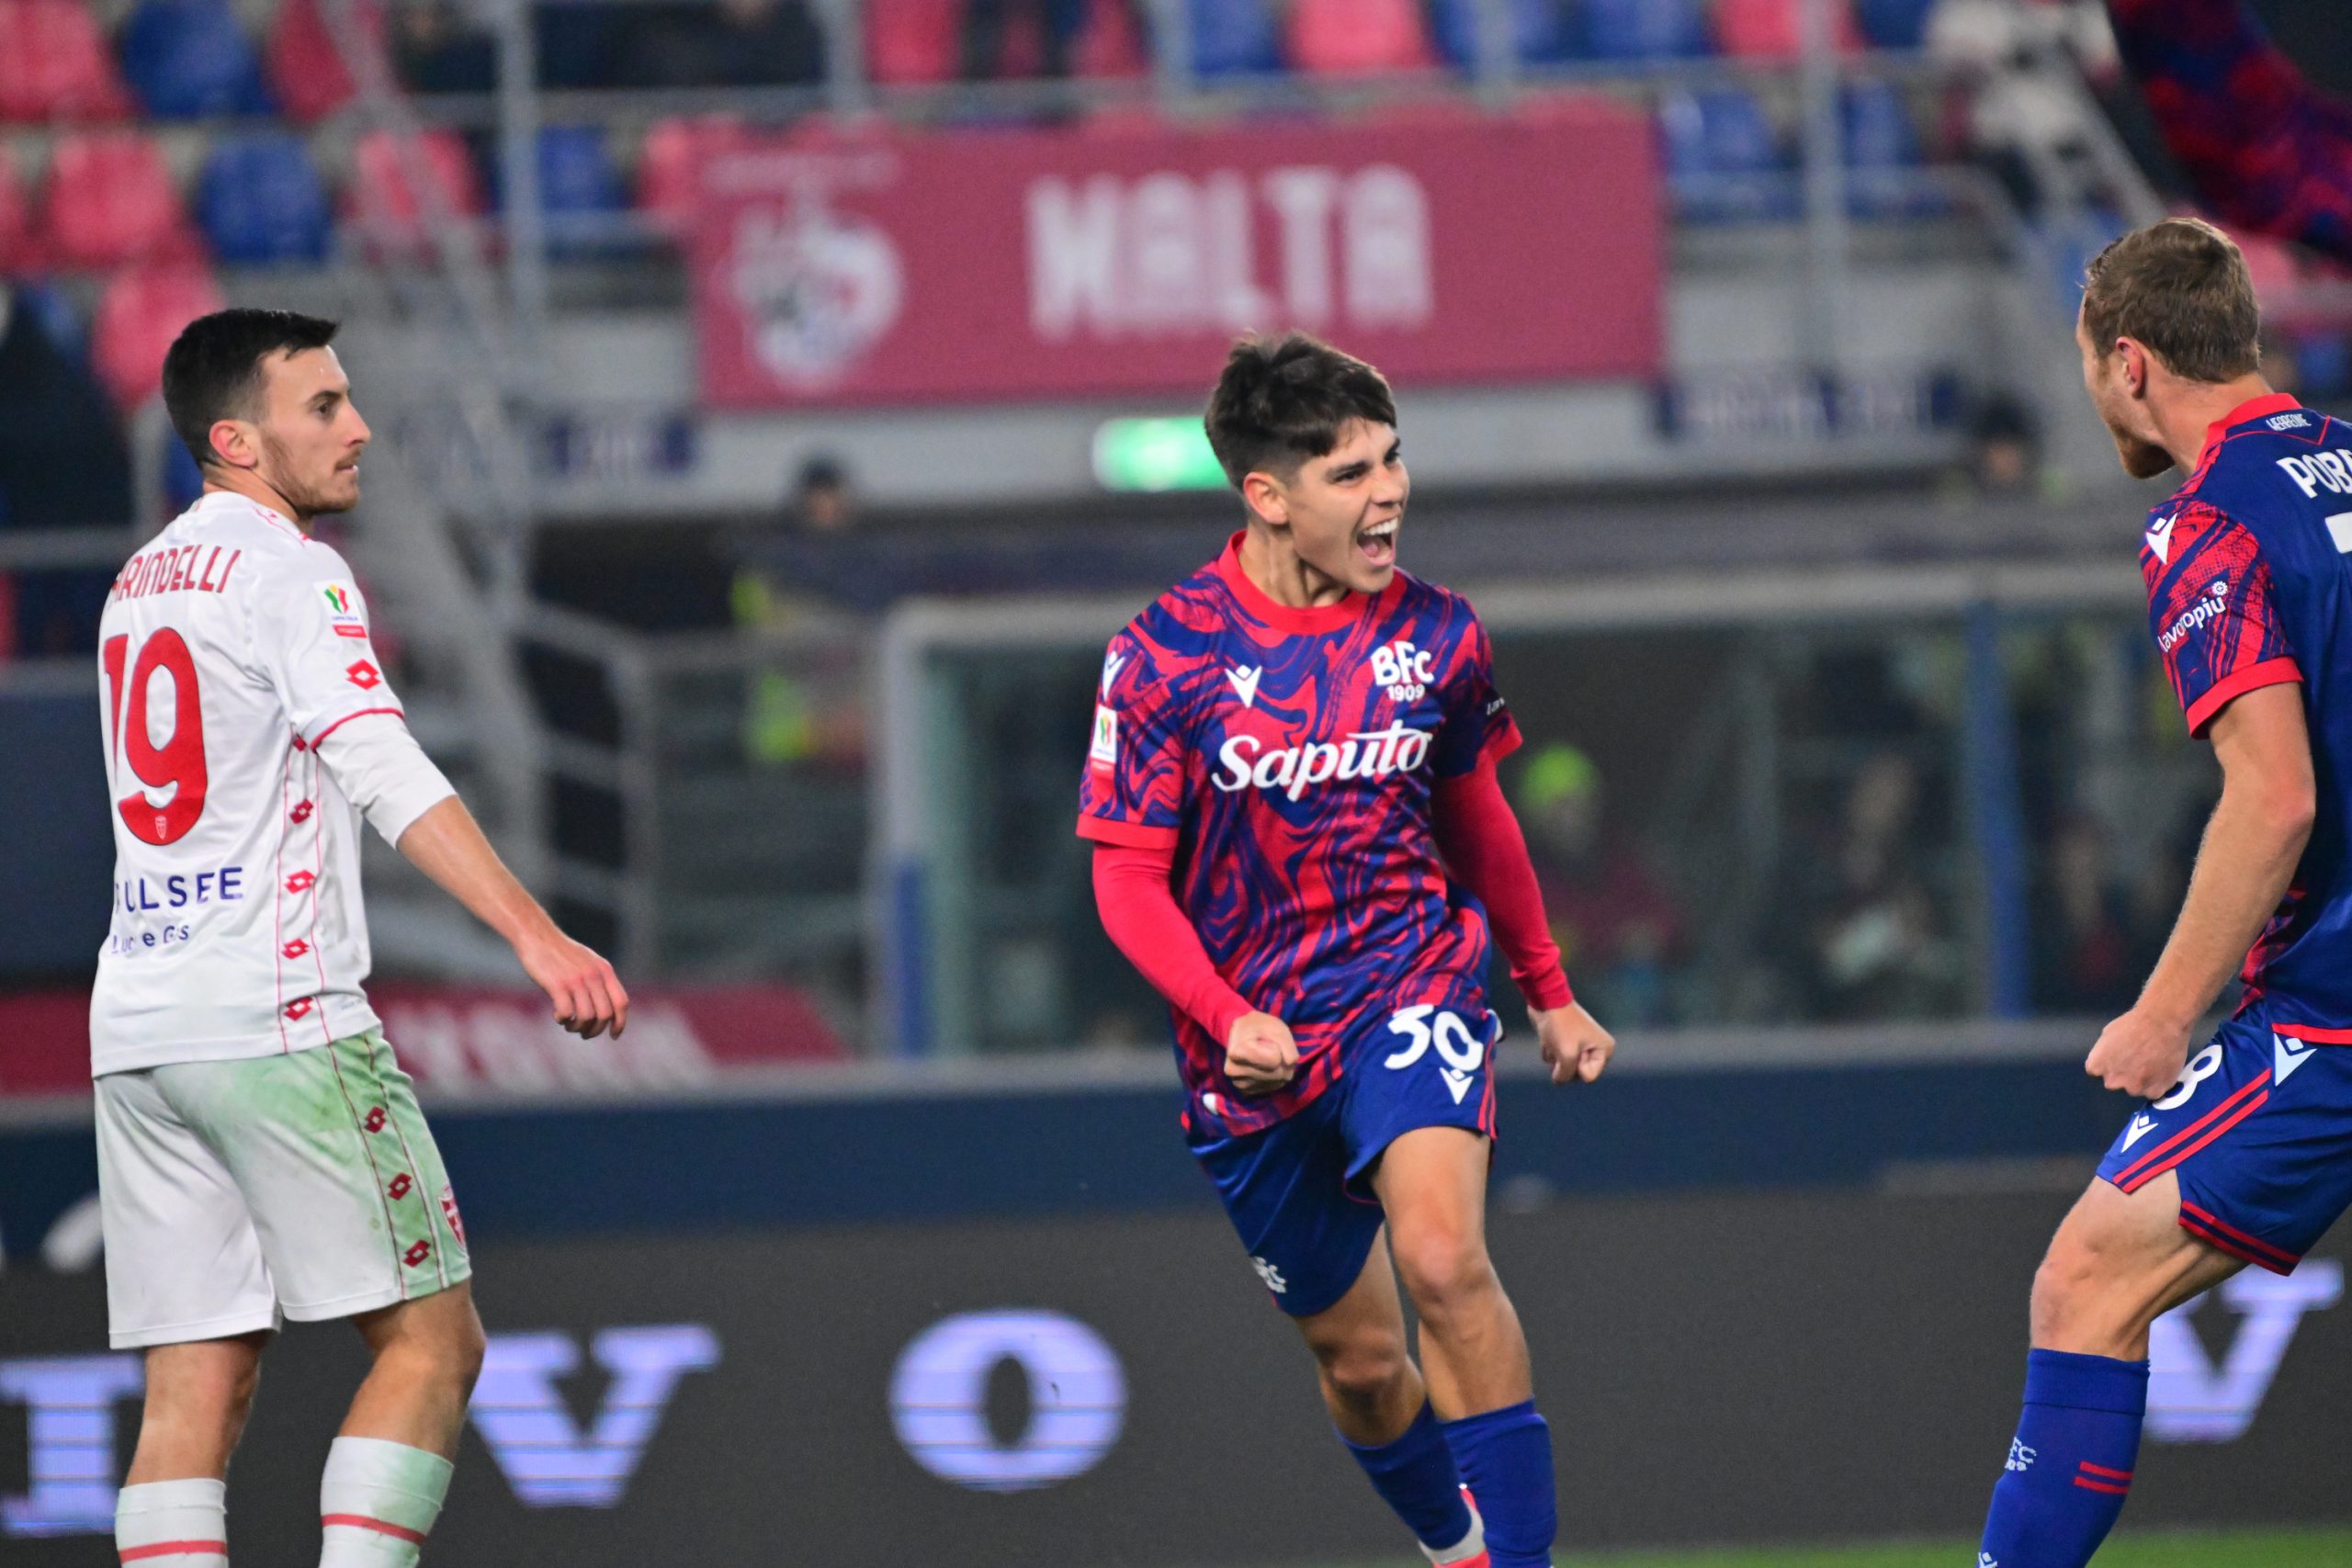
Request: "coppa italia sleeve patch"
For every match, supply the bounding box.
[320,581,368,637]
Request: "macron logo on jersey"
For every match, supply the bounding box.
[1100,649,1125,697]
[1212,724,1433,801]
[1227,665,1263,708]
[2144,513,2178,565]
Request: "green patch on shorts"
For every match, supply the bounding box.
[326,1029,471,1298]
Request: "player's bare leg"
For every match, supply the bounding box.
[1296,1231,1485,1562]
[1375,1125,1552,1568]
[1298,1230,1426,1444]
[2032,1170,2241,1359]
[1375,1126,1531,1416]
[114,1332,268,1565]
[312,1284,485,1567]
[342,1282,486,1458]
[1979,1171,2243,1567]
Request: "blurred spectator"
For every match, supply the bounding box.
[622,0,826,89]
[2030,811,2143,1014]
[961,0,1085,78]
[390,0,494,94]
[1944,389,2049,500]
[1785,751,1965,1019]
[731,456,868,766]
[1513,743,1681,1027]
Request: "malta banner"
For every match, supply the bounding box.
[689,103,1662,407]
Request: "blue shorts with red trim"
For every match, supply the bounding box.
[2096,1007,2352,1275]
[1191,998,1501,1319]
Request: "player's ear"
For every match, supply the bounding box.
[207,418,258,471]
[1239,469,1289,528]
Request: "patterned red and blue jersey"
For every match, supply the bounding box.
[2137,393,2352,1026]
[2109,0,2352,262]
[1078,534,1521,1135]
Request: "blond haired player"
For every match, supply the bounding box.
[96,309,626,1567]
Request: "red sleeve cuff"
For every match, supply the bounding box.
[1077,813,1179,849]
[2186,657,2302,739]
[1521,968,1575,1012]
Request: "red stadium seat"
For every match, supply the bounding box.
[266,0,383,123]
[865,0,960,85]
[1713,0,1862,59]
[0,0,137,121]
[636,115,748,237]
[93,264,226,412]
[1071,0,1148,78]
[346,128,484,253]
[40,131,202,270]
[1288,0,1435,74]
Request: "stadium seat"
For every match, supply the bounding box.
[40,131,201,270]
[507,125,628,254]
[865,0,960,84]
[196,132,331,265]
[346,128,485,253]
[1583,0,1708,60]
[636,116,747,237]
[1288,0,1433,74]
[92,264,226,411]
[1855,0,1937,50]
[1429,0,1572,68]
[0,0,137,120]
[1713,0,1862,59]
[1070,0,1148,78]
[1659,87,1798,222]
[1189,0,1281,75]
[118,0,275,118]
[266,0,381,123]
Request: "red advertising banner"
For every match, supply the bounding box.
[0,985,848,1103]
[690,102,1662,408]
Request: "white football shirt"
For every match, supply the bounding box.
[90,491,411,1075]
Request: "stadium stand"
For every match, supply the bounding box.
[91,262,226,411]
[1286,0,1436,75]
[0,152,28,275]
[1583,0,1712,60]
[346,125,487,253]
[1659,85,1797,222]
[39,130,201,272]
[1714,0,1865,57]
[264,0,371,121]
[1428,0,1574,68]
[865,0,963,84]
[0,0,136,120]
[1187,0,1283,76]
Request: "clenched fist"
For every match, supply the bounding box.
[1534,1001,1614,1086]
[1225,1011,1299,1097]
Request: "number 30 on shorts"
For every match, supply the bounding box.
[1384,1006,1486,1098]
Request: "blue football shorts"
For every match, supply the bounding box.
[2096,1005,2352,1274]
[1191,998,1502,1319]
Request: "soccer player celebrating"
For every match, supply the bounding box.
[1080,334,1613,1568]
[94,310,627,1567]
[1977,218,2352,1565]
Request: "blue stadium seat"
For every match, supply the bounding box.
[1854,0,1937,50]
[195,133,330,265]
[1842,79,1934,216]
[117,0,273,118]
[487,127,629,254]
[1659,87,1796,221]
[1585,0,1709,60]
[1188,0,1281,76]
[164,430,204,512]
[1429,0,1572,67]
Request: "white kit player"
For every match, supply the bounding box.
[94,310,628,1567]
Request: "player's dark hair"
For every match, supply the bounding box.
[162,309,342,468]
[2081,218,2261,384]
[1204,333,1398,489]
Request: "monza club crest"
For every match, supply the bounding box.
[726,199,904,389]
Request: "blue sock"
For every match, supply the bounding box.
[1979,1349,2148,1568]
[1343,1402,1476,1555]
[1442,1400,1555,1568]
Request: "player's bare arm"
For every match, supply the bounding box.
[2087,682,2312,1098]
[396,795,629,1039]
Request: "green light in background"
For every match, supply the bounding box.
[1091,418,1227,492]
